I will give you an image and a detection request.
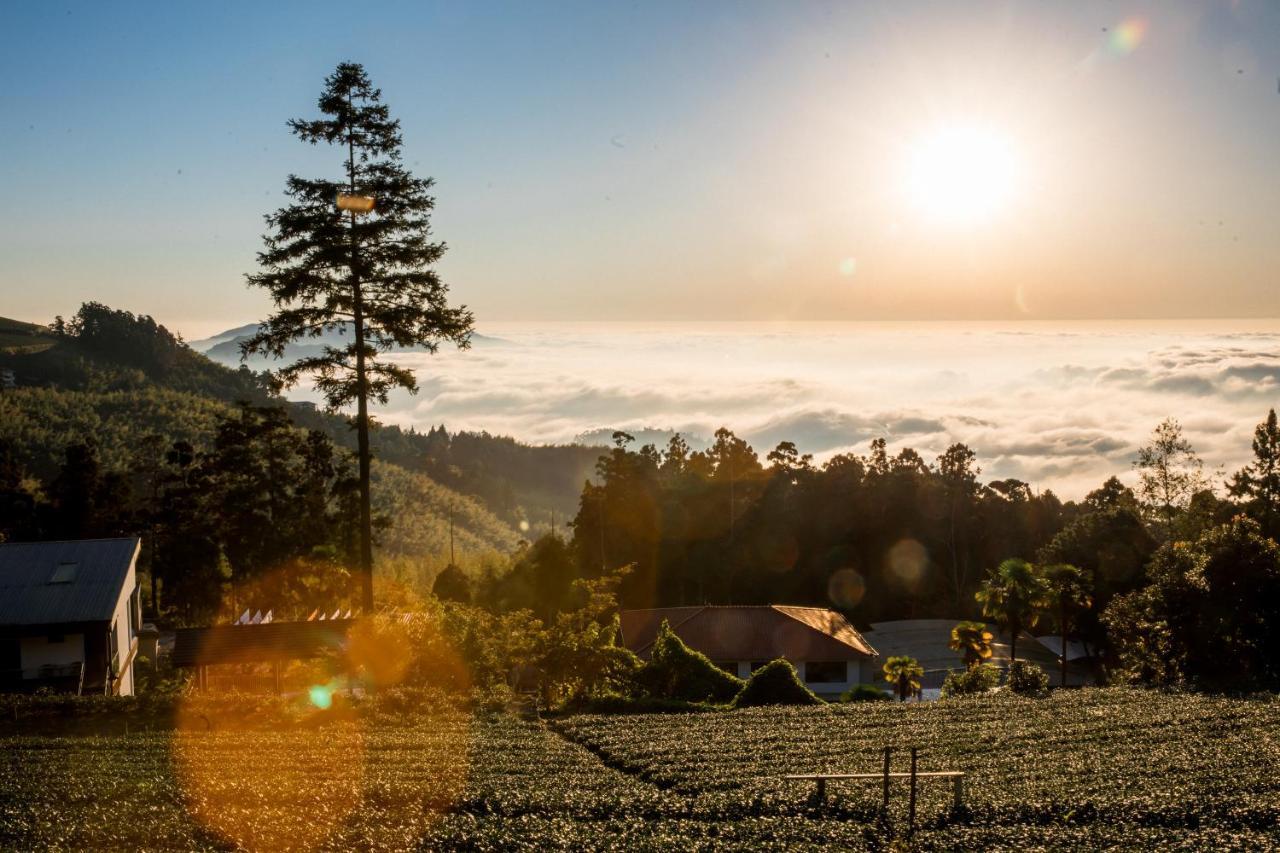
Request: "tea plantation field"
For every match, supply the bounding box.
[0,688,1277,850]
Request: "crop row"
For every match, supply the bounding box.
[555,688,1280,830]
[0,689,1277,849]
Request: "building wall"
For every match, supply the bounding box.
[18,633,86,673]
[731,658,873,697]
[105,562,139,696]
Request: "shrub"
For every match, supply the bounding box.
[732,659,822,708]
[1006,660,1050,696]
[941,663,1000,698]
[841,683,892,703]
[636,620,744,703]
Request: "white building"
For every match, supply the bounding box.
[0,538,142,696]
[619,605,879,699]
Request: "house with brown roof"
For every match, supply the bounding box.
[619,605,879,698]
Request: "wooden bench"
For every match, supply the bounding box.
[781,746,965,835]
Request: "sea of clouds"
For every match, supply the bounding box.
[284,321,1280,500]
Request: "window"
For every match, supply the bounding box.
[805,661,848,683]
[712,661,736,675]
[750,661,772,673]
[48,562,78,584]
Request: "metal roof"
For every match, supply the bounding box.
[0,538,138,626]
[620,605,877,662]
[172,619,355,667]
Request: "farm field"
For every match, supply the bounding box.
[0,688,1277,850]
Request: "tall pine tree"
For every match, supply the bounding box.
[1230,409,1280,539]
[243,63,473,611]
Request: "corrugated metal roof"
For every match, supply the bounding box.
[172,620,355,667]
[865,619,1071,674]
[619,605,877,662]
[0,538,138,626]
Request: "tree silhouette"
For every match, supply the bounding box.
[1038,563,1092,686]
[243,63,473,612]
[1134,418,1206,541]
[1229,409,1280,539]
[883,655,924,702]
[975,558,1046,664]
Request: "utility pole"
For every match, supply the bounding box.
[448,503,455,566]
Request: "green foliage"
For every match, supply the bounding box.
[941,663,1001,698]
[432,563,472,603]
[1038,562,1092,686]
[636,620,744,704]
[567,428,1068,618]
[1005,660,1050,696]
[882,654,925,701]
[1104,516,1280,691]
[1229,408,1280,539]
[976,558,1048,663]
[839,683,892,702]
[1133,417,1208,541]
[731,658,821,707]
[3,690,1280,847]
[949,621,994,669]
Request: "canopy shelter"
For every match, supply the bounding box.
[173,619,355,692]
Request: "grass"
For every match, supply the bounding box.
[0,316,57,356]
[0,688,1276,849]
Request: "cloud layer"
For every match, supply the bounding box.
[285,321,1280,500]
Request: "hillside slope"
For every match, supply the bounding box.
[0,384,519,558]
[1,307,602,528]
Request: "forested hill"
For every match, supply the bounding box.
[0,304,602,531]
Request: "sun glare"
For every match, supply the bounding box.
[904,125,1020,226]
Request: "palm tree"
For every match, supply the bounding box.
[975,558,1047,664]
[1039,563,1093,687]
[949,621,994,670]
[883,655,924,702]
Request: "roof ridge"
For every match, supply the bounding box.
[0,536,139,546]
[633,605,705,654]
[774,605,878,657]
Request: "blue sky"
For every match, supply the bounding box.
[3,1,1279,336]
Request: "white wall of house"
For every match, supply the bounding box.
[106,563,140,696]
[19,633,85,673]
[730,659,874,696]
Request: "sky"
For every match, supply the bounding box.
[4,1,1280,337]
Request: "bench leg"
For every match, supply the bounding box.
[815,778,826,803]
[953,775,964,811]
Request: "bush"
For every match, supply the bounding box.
[941,664,1000,698]
[1006,660,1050,696]
[636,620,744,703]
[841,683,892,703]
[732,659,822,708]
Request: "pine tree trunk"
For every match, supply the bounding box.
[354,319,374,614]
[347,91,375,615]
[1060,603,1068,687]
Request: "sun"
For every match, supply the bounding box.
[903,125,1020,226]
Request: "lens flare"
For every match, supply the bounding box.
[308,682,335,709]
[1108,18,1147,55]
[172,572,471,850]
[886,538,929,590]
[827,568,866,609]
